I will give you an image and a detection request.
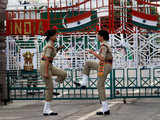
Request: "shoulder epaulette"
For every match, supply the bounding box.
[47,45,54,49]
[101,44,108,48]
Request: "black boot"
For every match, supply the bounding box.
[43,112,58,116]
[53,92,60,96]
[74,82,81,87]
[96,110,110,115]
[80,86,87,89]
[74,82,87,89]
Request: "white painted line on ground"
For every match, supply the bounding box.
[77,103,117,120]
[0,117,23,120]
[109,101,131,104]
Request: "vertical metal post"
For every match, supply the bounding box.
[108,0,114,34]
[48,0,50,8]
[0,0,8,105]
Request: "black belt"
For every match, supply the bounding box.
[41,58,53,63]
[105,59,113,64]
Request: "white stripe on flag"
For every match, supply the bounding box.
[133,16,158,27]
[66,17,91,28]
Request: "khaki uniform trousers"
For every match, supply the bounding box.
[83,61,112,101]
[40,61,67,101]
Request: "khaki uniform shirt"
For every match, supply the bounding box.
[40,41,57,77]
[41,41,57,58]
[99,41,113,62]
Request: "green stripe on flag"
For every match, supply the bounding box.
[132,21,160,31]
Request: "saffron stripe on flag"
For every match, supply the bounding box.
[136,0,160,7]
[132,10,158,21]
[66,12,92,23]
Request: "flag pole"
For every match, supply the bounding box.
[48,0,50,8]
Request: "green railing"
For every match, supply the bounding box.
[113,68,160,99]
[7,68,160,101]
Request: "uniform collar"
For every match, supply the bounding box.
[48,40,54,46]
[101,41,108,46]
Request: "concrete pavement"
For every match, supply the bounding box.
[0,98,160,120]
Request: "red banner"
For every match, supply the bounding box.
[6,20,49,35]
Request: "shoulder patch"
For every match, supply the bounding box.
[47,45,54,49]
[101,44,108,48]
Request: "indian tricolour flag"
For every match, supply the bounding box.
[63,11,97,32]
[41,11,98,33]
[132,10,159,30]
[64,12,92,28]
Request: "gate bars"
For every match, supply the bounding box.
[7,67,160,101]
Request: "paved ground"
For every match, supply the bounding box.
[0,98,160,120]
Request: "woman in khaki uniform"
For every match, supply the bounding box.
[74,30,113,115]
[40,29,67,116]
